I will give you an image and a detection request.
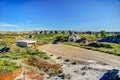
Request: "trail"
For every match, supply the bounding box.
[39,43,120,68]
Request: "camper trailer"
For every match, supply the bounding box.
[17,40,37,47]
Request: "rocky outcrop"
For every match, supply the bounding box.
[0,31,120,35]
[68,33,80,42]
[67,33,89,45]
[34,30,79,34]
[98,35,120,44]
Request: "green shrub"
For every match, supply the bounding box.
[88,42,112,48]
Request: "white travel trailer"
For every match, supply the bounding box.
[17,40,37,47]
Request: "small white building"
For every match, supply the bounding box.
[17,40,37,47]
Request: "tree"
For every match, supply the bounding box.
[95,33,99,38]
[100,30,106,38]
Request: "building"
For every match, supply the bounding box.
[17,40,37,47]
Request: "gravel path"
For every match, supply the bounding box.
[39,44,120,68]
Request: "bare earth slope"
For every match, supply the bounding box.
[39,44,120,68]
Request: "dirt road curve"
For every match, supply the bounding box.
[39,44,120,68]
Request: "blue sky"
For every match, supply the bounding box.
[0,0,120,31]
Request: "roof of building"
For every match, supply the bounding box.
[17,40,37,43]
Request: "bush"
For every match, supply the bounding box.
[88,43,112,48]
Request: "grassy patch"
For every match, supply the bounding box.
[0,47,50,74]
[34,34,69,45]
[0,47,50,60]
[0,60,20,74]
[78,34,96,40]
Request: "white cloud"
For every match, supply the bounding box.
[0,22,20,27]
[25,26,50,31]
[0,21,50,31]
[26,20,32,23]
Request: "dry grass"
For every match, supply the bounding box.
[23,56,62,71]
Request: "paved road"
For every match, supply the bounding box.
[39,44,120,68]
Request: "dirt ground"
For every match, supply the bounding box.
[39,43,120,68]
[0,69,22,80]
